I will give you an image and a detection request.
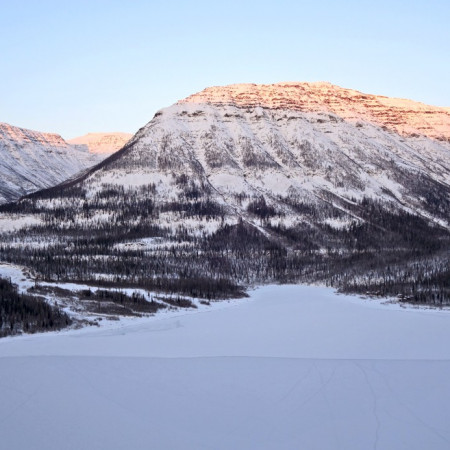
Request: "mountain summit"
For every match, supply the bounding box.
[180,82,450,141]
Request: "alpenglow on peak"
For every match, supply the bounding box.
[178,82,450,140]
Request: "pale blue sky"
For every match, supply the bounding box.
[1,0,449,139]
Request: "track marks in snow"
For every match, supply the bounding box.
[356,362,381,450]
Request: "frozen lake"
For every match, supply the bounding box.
[1,285,450,449]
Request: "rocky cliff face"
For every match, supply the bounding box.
[0,122,104,204]
[68,132,132,155]
[180,82,450,141]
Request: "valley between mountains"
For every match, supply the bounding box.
[0,82,449,333]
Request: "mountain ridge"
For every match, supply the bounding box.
[179,82,450,141]
[0,122,107,204]
[0,123,133,204]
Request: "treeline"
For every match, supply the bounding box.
[0,181,449,304]
[334,257,450,305]
[78,289,167,315]
[0,277,72,337]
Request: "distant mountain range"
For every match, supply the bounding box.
[0,124,130,204]
[68,132,132,155]
[1,82,449,303]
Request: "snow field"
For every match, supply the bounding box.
[1,284,450,449]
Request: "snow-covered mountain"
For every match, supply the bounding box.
[95,82,450,230]
[68,132,132,155]
[0,123,107,204]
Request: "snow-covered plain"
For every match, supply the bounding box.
[1,285,450,450]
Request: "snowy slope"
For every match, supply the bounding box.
[0,122,105,204]
[68,132,132,155]
[1,285,450,450]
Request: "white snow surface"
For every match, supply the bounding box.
[1,284,450,449]
[0,214,42,232]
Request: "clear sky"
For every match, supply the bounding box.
[1,0,449,139]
